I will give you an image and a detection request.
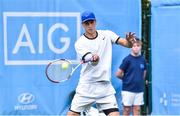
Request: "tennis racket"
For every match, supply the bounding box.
[45,59,91,83]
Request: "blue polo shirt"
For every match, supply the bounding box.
[119,54,146,92]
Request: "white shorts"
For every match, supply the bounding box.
[121,91,144,106]
[76,82,116,98]
[70,93,118,113]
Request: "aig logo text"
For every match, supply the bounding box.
[3,12,80,65]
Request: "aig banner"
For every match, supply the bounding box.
[0,0,141,115]
[3,12,80,65]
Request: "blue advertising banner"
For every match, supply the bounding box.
[0,0,141,115]
[151,0,180,114]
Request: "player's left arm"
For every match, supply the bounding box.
[116,32,136,48]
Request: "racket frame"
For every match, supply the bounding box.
[45,59,86,83]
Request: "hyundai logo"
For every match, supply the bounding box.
[18,92,35,104]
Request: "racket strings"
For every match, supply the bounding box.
[47,60,72,83]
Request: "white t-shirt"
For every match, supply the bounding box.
[75,30,119,84]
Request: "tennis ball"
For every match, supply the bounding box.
[61,62,69,70]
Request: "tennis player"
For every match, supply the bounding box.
[67,10,136,116]
[116,38,147,115]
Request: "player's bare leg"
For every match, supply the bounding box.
[67,111,80,116]
[123,106,131,116]
[133,105,140,115]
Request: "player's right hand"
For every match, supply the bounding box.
[91,54,99,66]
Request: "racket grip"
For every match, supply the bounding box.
[83,57,93,63]
[82,53,93,63]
